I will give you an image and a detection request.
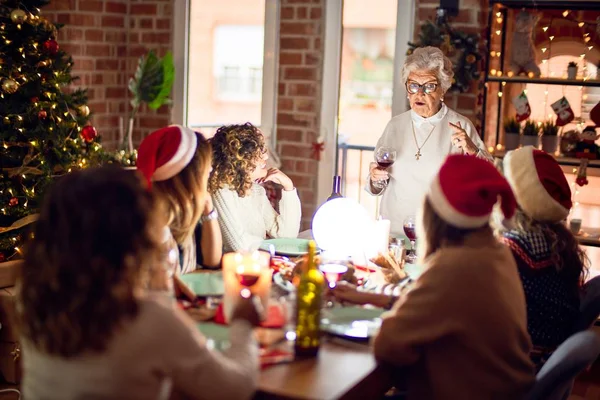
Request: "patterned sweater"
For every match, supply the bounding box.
[502,229,580,350]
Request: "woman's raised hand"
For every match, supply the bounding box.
[449,121,478,155]
[257,168,294,191]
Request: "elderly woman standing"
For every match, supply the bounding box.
[367,46,492,235]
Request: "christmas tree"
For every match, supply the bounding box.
[0,0,106,261]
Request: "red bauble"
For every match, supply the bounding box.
[38,110,47,120]
[8,197,18,206]
[43,39,59,55]
[31,97,39,103]
[81,125,97,142]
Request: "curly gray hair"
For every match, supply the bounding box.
[401,46,454,93]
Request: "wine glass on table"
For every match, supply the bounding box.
[403,216,417,264]
[235,251,270,299]
[373,147,397,190]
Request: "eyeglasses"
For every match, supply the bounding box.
[406,81,438,94]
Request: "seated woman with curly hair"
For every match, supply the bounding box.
[17,166,261,399]
[209,123,301,252]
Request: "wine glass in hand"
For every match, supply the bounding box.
[373,147,396,189]
[403,216,417,264]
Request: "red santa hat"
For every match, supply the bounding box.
[503,146,572,223]
[427,155,516,229]
[136,125,198,186]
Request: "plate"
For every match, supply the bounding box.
[178,272,224,297]
[260,238,312,257]
[320,306,384,341]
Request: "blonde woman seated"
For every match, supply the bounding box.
[372,155,534,399]
[18,166,260,399]
[209,123,301,252]
[137,126,222,274]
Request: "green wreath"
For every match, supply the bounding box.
[407,19,483,93]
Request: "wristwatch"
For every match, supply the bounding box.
[200,208,218,223]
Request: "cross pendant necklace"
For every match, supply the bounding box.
[411,121,435,161]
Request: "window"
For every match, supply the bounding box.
[171,0,278,139]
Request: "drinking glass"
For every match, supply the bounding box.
[403,216,417,264]
[373,147,396,189]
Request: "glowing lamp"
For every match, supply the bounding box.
[312,197,372,258]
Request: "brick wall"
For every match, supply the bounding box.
[276,0,325,229]
[45,0,173,149]
[415,0,490,137]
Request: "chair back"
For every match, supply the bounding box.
[573,276,600,333]
[527,330,600,400]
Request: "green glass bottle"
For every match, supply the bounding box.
[294,240,324,357]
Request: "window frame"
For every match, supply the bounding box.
[171,0,280,148]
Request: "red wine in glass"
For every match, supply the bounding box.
[319,263,348,289]
[403,226,416,241]
[377,160,395,169]
[237,273,260,287]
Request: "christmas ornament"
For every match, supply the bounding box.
[575,126,600,160]
[512,91,531,122]
[560,130,579,157]
[510,11,541,77]
[78,105,90,117]
[311,139,325,161]
[0,253,5,263]
[466,54,476,64]
[43,39,59,55]
[81,125,97,142]
[10,9,27,24]
[37,60,50,67]
[2,79,18,94]
[8,197,18,206]
[551,96,575,127]
[31,97,39,103]
[38,110,47,120]
[576,158,589,187]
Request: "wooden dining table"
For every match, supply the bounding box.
[255,338,395,400]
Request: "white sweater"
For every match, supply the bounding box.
[366,104,492,235]
[213,184,302,252]
[22,296,259,400]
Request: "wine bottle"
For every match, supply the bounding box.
[326,176,342,201]
[294,240,324,357]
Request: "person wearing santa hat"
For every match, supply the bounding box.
[373,155,534,400]
[137,125,223,276]
[497,146,588,370]
[209,123,301,252]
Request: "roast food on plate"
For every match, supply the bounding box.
[370,250,407,284]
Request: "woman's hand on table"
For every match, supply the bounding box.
[369,163,389,184]
[257,168,294,191]
[231,295,263,326]
[331,282,370,305]
[449,121,478,155]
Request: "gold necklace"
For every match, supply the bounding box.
[411,121,436,160]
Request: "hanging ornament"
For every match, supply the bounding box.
[10,9,27,24]
[43,39,59,55]
[78,105,90,117]
[2,79,18,94]
[575,158,589,187]
[8,197,18,206]
[551,96,575,127]
[36,60,50,67]
[31,97,39,103]
[575,126,600,160]
[512,91,531,122]
[38,110,47,120]
[81,125,97,142]
[311,137,325,161]
[466,54,477,64]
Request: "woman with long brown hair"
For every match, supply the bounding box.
[17,166,260,399]
[209,123,301,252]
[373,155,534,400]
[498,146,588,369]
[137,125,222,273]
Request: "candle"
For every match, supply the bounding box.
[369,218,391,256]
[222,251,272,323]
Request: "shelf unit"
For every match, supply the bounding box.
[481,0,600,168]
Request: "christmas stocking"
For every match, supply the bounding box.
[590,101,600,126]
[512,91,531,122]
[551,96,575,127]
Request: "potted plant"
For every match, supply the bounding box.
[503,117,521,150]
[522,120,540,147]
[121,50,175,155]
[567,61,578,80]
[540,120,559,153]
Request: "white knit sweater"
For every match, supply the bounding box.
[212,184,302,252]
